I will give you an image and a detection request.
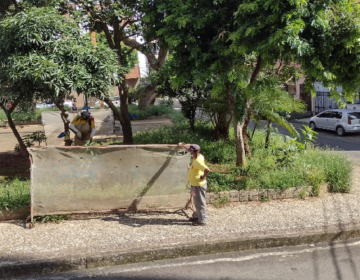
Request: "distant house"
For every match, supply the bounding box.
[313,82,360,114]
[125,64,141,87]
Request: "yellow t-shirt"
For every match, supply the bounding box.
[187,154,208,186]
[71,116,95,129]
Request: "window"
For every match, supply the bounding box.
[318,112,333,118]
[348,112,360,119]
[332,112,342,119]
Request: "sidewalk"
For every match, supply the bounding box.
[1,152,360,278]
[290,117,311,124]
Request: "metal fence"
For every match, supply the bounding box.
[314,91,339,114]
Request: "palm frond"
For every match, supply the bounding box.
[261,109,299,138]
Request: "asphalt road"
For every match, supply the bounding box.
[20,238,360,280]
[252,121,360,152]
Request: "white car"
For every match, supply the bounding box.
[62,100,74,108]
[95,96,120,107]
[309,109,360,136]
[36,100,56,109]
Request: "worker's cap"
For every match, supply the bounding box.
[187,144,200,152]
[81,111,91,117]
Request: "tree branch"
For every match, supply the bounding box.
[157,45,168,68]
[123,37,161,71]
[8,94,22,115]
[123,46,136,57]
[250,54,262,85]
[102,23,115,49]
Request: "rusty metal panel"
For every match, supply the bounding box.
[29,145,190,216]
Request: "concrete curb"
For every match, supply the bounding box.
[2,225,360,278]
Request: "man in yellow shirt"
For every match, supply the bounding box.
[180,143,210,226]
[69,111,96,146]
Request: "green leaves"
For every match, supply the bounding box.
[0,7,119,103]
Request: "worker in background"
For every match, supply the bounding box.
[71,102,78,113]
[69,111,95,146]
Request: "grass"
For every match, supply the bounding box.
[34,214,68,224]
[127,104,186,123]
[0,177,30,213]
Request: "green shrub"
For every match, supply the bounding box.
[127,104,186,123]
[0,177,30,212]
[323,153,352,193]
[207,170,240,192]
[132,122,353,194]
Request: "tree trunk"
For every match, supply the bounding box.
[240,54,263,156]
[234,121,246,167]
[265,120,272,149]
[242,112,252,159]
[0,100,28,157]
[53,96,72,146]
[138,86,157,110]
[225,82,246,167]
[107,83,133,144]
[189,107,196,131]
[5,109,28,157]
[214,112,230,140]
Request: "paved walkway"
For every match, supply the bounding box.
[291,117,311,124]
[0,125,45,153]
[1,153,359,278]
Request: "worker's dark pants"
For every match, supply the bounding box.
[191,183,207,224]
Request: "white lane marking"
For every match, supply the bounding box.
[107,240,360,274]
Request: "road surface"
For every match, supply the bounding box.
[19,238,360,280]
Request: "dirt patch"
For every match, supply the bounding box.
[0,152,30,178]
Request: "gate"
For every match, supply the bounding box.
[314,91,338,114]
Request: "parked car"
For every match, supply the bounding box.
[62,100,73,108]
[309,109,360,136]
[94,96,120,107]
[36,100,55,109]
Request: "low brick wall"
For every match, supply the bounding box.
[207,183,328,204]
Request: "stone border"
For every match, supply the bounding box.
[1,225,359,278]
[0,120,42,127]
[207,183,328,204]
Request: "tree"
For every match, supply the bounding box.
[155,60,208,131]
[58,0,169,141]
[121,0,169,109]
[0,7,118,155]
[160,0,360,167]
[158,0,251,166]
[229,0,360,152]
